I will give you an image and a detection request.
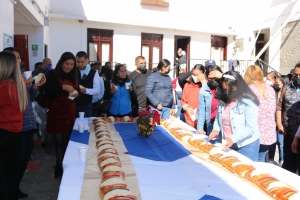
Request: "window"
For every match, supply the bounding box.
[87,29,113,65]
[211,35,227,65]
[141,33,163,69]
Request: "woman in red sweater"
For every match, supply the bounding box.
[0,51,27,200]
[181,64,206,128]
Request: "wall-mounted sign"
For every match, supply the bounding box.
[3,33,13,48]
[32,44,38,51]
[32,44,38,57]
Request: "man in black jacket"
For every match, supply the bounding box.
[76,51,100,117]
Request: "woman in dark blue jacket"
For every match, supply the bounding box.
[108,64,138,117]
[145,59,175,119]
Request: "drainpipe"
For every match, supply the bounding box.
[255,1,300,61]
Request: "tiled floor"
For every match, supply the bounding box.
[19,145,60,200]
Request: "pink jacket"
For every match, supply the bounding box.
[249,84,276,145]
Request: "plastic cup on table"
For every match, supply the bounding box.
[78,146,88,161]
[78,123,85,133]
[79,112,85,119]
[23,71,32,79]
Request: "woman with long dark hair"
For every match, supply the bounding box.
[146,59,175,119]
[209,71,260,161]
[44,52,79,178]
[108,64,138,117]
[181,64,205,127]
[197,65,223,139]
[269,75,290,165]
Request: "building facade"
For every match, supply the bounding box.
[1,0,300,74]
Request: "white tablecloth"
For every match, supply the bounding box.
[57,118,300,200]
[57,118,90,200]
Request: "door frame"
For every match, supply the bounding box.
[87,28,114,64]
[210,35,227,61]
[174,36,191,71]
[141,33,163,70]
[14,35,29,71]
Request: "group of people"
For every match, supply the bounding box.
[1,45,300,199]
[175,60,300,175]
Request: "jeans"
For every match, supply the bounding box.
[76,104,92,118]
[207,121,222,143]
[150,106,171,119]
[231,139,260,162]
[258,144,270,162]
[268,131,284,162]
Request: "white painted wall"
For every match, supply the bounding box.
[15,25,44,71]
[51,0,275,35]
[49,19,218,72]
[235,0,300,71]
[19,0,44,26]
[48,0,300,73]
[0,0,14,50]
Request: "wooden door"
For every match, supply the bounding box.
[14,35,29,71]
[141,33,163,70]
[177,37,190,70]
[87,29,113,66]
[211,36,227,65]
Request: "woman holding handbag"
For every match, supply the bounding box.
[108,64,138,117]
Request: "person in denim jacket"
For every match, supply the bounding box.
[197,65,223,141]
[209,71,260,161]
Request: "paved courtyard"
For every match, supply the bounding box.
[19,145,60,200]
